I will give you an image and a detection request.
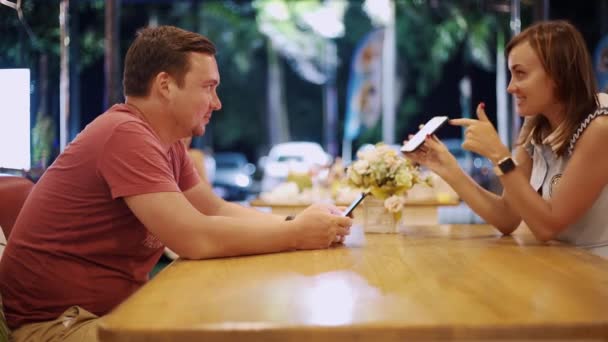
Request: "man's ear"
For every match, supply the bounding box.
[152,71,172,99]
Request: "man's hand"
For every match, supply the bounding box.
[450,103,510,163]
[291,203,352,250]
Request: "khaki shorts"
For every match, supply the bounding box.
[11,306,99,342]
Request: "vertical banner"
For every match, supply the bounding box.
[595,35,608,93]
[343,29,385,143]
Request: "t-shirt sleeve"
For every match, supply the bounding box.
[175,141,200,192]
[97,121,181,199]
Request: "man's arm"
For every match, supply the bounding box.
[183,181,287,222]
[124,191,351,259]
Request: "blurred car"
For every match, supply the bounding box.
[355,143,401,157]
[204,153,216,184]
[259,142,331,193]
[442,139,495,190]
[212,152,255,201]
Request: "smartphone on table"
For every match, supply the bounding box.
[342,192,368,217]
[400,116,449,153]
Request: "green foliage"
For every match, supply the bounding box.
[356,1,496,146]
[253,0,346,85]
[1,1,104,166]
[197,2,268,153]
[0,1,104,69]
[0,1,59,66]
[31,112,56,169]
[0,0,508,165]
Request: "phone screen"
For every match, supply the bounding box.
[342,192,367,217]
[401,116,448,152]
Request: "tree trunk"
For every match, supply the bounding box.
[266,40,289,147]
[322,40,338,157]
[104,0,122,109]
[38,54,48,118]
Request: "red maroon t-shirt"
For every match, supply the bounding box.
[0,104,199,329]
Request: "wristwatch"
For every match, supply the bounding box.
[493,156,517,176]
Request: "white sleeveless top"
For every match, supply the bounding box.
[527,108,608,257]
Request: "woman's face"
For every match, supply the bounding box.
[507,41,560,118]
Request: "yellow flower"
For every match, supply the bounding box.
[384,195,405,213]
[346,143,429,214]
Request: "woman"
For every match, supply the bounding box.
[405,20,608,257]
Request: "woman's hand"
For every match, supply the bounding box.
[450,103,510,163]
[402,134,460,178]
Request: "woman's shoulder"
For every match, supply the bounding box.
[567,108,608,155]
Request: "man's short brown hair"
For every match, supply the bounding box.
[123,25,216,97]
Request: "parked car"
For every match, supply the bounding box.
[440,139,495,190]
[212,152,255,201]
[259,142,331,193]
[354,143,401,157]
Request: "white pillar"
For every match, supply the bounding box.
[59,0,70,152]
[381,0,396,144]
[496,28,509,146]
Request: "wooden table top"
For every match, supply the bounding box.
[98,224,608,341]
[249,197,460,208]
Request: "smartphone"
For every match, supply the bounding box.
[342,192,368,217]
[400,116,449,152]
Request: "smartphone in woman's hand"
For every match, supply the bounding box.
[401,116,448,152]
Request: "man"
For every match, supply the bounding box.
[0,26,352,341]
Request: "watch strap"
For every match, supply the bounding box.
[493,156,517,176]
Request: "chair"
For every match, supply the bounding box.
[0,176,34,239]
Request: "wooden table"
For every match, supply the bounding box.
[249,197,460,226]
[99,224,608,341]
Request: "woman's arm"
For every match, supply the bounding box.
[417,136,527,233]
[496,116,608,241]
[452,104,608,241]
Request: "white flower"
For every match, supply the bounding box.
[345,143,429,206]
[384,195,405,213]
[394,169,413,188]
[347,168,363,186]
[352,159,370,174]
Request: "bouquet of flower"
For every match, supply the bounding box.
[346,143,430,220]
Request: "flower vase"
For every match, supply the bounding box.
[362,197,400,233]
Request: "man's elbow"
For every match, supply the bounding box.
[167,239,224,260]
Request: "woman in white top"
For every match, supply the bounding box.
[405,20,608,257]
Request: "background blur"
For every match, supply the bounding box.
[2,0,607,201]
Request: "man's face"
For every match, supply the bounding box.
[169,52,222,138]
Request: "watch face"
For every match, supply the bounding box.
[499,157,516,174]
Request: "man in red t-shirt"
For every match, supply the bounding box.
[0,26,352,342]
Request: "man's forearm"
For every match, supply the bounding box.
[215,200,286,223]
[179,215,298,259]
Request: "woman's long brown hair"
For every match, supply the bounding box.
[509,20,598,156]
